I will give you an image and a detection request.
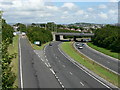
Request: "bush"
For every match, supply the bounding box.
[92,25,120,53]
[26,26,53,45]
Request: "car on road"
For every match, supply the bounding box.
[21,32,26,36]
[78,46,83,49]
[49,43,52,46]
[76,43,80,46]
[81,43,84,46]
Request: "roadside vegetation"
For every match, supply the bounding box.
[91,25,120,54]
[14,23,53,49]
[26,26,53,45]
[87,42,120,60]
[1,18,17,89]
[60,42,119,87]
[8,36,19,88]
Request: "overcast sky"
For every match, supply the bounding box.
[0,0,119,24]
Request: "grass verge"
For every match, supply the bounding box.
[87,43,120,60]
[60,42,119,87]
[8,35,19,88]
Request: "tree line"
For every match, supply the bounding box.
[1,19,16,89]
[91,25,120,53]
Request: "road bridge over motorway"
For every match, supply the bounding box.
[52,32,94,41]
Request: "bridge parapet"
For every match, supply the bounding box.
[52,32,94,41]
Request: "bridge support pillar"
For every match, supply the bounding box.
[55,35,60,41]
[60,35,64,40]
[73,36,77,41]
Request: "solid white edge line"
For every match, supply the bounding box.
[58,46,112,89]
[19,36,23,89]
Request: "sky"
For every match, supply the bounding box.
[0,0,119,24]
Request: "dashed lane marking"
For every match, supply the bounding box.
[107,61,110,63]
[80,82,84,86]
[45,63,49,67]
[58,46,112,89]
[69,72,73,75]
[62,65,65,68]
[46,59,48,61]
[41,58,44,62]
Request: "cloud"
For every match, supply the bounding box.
[63,11,68,14]
[0,0,45,11]
[99,4,107,9]
[0,1,118,24]
[75,10,84,15]
[46,6,59,11]
[62,3,77,10]
[109,0,119,2]
[98,12,108,19]
[87,8,94,11]
[108,9,117,14]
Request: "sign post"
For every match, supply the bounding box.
[34,41,41,46]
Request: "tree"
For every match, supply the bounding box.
[15,23,26,32]
[1,18,16,89]
[92,25,120,53]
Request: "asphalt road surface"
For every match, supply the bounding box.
[45,41,111,88]
[19,35,61,88]
[75,42,120,74]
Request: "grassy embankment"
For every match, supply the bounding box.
[60,42,119,87]
[87,43,120,60]
[8,35,19,88]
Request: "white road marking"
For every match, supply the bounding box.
[69,72,73,75]
[56,57,57,59]
[50,68,55,75]
[19,37,24,89]
[74,43,119,75]
[60,82,62,85]
[45,63,49,67]
[41,58,44,62]
[62,65,65,68]
[45,44,65,89]
[80,82,84,86]
[48,63,51,67]
[58,46,112,89]
[62,85,64,88]
[46,59,48,61]
[58,79,60,82]
[38,55,41,58]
